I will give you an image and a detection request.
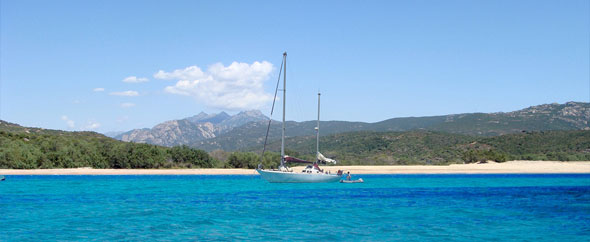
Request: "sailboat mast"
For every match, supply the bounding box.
[281,52,287,167]
[316,92,320,161]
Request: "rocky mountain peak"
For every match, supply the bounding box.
[116,110,268,147]
[236,110,266,118]
[218,110,268,130]
[185,112,210,123]
[185,111,231,124]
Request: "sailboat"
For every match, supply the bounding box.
[256,52,342,183]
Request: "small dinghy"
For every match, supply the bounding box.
[340,178,363,183]
[0,176,5,181]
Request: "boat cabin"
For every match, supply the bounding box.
[302,164,330,174]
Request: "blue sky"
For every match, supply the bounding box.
[1,0,588,133]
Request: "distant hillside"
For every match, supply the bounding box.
[192,120,369,151]
[376,101,589,136]
[115,110,268,147]
[0,120,216,169]
[255,130,590,165]
[0,120,108,138]
[2,120,589,169]
[193,102,589,151]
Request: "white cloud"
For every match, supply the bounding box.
[154,66,205,80]
[93,88,105,92]
[157,61,274,110]
[83,121,101,130]
[120,102,136,108]
[122,76,149,83]
[61,115,75,129]
[109,90,139,97]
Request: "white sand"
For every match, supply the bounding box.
[1,161,589,175]
[315,160,590,174]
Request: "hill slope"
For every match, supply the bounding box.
[0,120,216,169]
[255,130,590,165]
[194,102,589,151]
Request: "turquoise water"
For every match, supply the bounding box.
[1,174,589,241]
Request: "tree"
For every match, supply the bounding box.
[226,152,259,169]
[169,145,215,168]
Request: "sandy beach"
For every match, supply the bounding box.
[1,161,589,175]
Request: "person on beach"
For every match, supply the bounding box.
[346,171,351,181]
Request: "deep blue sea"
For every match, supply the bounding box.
[1,174,589,241]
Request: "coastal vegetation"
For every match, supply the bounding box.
[0,122,216,169]
[252,130,590,166]
[216,150,298,169]
[1,120,589,169]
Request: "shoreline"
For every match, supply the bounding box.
[1,161,589,175]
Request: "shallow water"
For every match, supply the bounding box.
[1,174,589,241]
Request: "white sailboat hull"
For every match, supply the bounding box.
[257,169,342,183]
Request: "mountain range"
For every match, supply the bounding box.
[112,101,590,151]
[115,110,268,147]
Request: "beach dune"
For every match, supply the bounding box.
[0,161,589,175]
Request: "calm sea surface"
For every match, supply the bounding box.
[1,174,589,241]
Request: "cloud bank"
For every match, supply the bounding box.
[156,61,274,110]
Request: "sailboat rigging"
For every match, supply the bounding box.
[257,52,342,183]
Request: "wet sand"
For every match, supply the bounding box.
[1,161,589,175]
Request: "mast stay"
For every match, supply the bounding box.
[260,52,286,167]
